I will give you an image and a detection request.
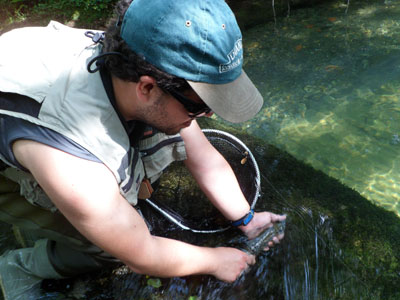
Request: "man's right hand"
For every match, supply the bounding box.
[210,247,255,282]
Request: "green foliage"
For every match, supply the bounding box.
[32,0,117,24]
[146,278,162,289]
[0,0,117,33]
[4,0,116,11]
[35,0,116,12]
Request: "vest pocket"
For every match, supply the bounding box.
[140,133,187,183]
[1,168,57,212]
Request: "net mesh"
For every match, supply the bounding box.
[203,129,260,209]
[139,129,260,233]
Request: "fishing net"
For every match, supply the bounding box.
[139,129,261,233]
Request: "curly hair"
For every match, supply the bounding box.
[102,0,190,92]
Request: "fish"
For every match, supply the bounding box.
[230,219,286,256]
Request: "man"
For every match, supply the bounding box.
[0,0,285,299]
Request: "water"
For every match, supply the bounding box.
[42,142,396,300]
[234,0,400,216]
[83,176,379,300]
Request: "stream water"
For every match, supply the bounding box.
[80,161,379,300]
[234,0,400,216]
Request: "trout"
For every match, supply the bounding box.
[230,219,286,256]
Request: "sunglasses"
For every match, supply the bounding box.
[167,88,212,118]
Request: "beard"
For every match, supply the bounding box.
[134,94,189,135]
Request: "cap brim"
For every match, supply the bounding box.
[187,71,263,123]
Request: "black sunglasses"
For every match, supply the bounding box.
[167,88,212,118]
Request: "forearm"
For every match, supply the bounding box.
[181,122,250,221]
[129,235,255,282]
[187,156,250,221]
[75,206,251,281]
[127,235,216,277]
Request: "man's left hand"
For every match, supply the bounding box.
[239,212,286,250]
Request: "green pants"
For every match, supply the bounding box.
[0,174,120,277]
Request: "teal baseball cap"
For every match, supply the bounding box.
[120,0,263,123]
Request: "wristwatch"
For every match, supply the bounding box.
[231,209,254,227]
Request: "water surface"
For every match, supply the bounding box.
[236,0,400,215]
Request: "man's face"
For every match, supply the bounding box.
[138,88,212,135]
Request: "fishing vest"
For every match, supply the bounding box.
[0,21,187,211]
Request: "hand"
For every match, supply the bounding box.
[239,212,286,250]
[210,247,255,282]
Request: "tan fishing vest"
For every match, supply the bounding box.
[0,21,186,211]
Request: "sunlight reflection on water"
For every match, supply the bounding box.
[239,0,400,216]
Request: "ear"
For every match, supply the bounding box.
[136,76,159,103]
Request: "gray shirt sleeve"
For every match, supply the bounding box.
[0,115,101,171]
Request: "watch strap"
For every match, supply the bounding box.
[231,209,254,227]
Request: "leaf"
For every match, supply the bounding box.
[147,278,162,289]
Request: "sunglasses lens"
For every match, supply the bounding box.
[168,89,210,117]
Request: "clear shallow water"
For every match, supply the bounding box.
[236,0,400,215]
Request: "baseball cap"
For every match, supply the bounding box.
[120,0,263,123]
